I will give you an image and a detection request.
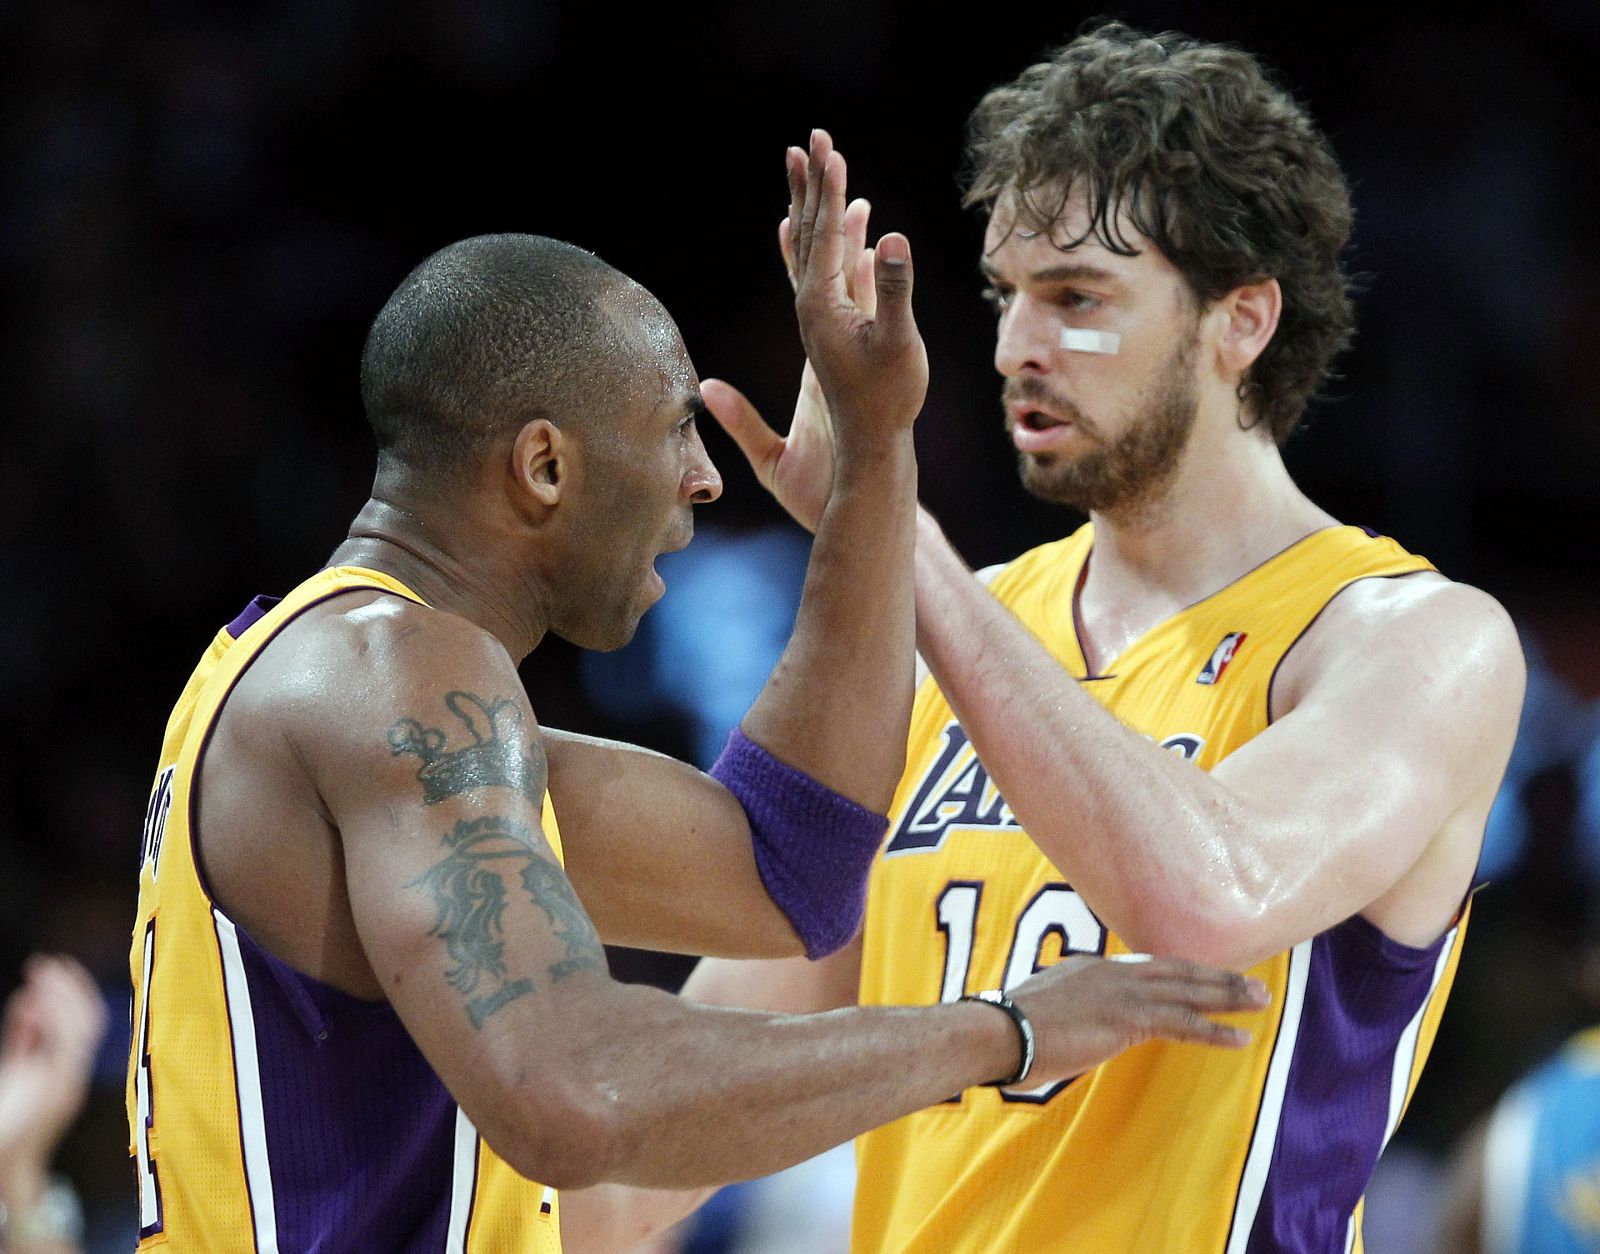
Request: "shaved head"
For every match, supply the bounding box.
[360,233,653,479]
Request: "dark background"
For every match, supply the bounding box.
[2,1,1597,1245]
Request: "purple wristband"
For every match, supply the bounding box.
[710,727,889,959]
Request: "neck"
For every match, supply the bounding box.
[330,484,550,662]
[1085,423,1335,608]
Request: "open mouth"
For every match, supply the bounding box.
[1010,406,1077,454]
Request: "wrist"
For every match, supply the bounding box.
[829,440,916,506]
[959,990,1036,1087]
[830,424,915,467]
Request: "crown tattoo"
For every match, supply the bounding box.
[388,691,539,805]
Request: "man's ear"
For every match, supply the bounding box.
[1213,277,1282,382]
[511,419,566,509]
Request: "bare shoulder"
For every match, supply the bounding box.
[1275,572,1525,727]
[232,591,537,795]
[316,591,515,684]
[252,592,521,709]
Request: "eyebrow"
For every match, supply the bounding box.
[680,394,709,422]
[979,260,1121,286]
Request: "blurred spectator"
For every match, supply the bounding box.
[1433,1028,1600,1251]
[0,956,107,1254]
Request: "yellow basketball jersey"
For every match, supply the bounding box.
[127,566,562,1252]
[855,525,1468,1254]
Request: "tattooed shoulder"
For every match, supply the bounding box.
[388,691,544,805]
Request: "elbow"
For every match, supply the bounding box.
[474,1082,631,1191]
[1113,814,1284,970]
[1113,889,1272,973]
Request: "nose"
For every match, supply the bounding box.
[993,294,1055,379]
[685,427,723,505]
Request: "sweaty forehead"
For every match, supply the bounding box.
[603,281,697,404]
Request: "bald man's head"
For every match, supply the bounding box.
[359,234,649,480]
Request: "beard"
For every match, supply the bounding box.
[1010,328,1200,518]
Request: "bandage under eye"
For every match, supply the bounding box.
[1059,328,1121,355]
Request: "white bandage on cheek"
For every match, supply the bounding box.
[1059,328,1121,355]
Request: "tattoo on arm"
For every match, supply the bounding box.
[519,856,607,981]
[388,692,542,805]
[408,817,538,1028]
[408,815,606,1028]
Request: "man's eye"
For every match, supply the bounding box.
[981,286,1013,312]
[1064,291,1101,313]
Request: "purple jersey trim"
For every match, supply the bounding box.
[233,920,458,1252]
[1243,912,1454,1252]
[225,596,281,639]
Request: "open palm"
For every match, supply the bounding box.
[703,176,902,534]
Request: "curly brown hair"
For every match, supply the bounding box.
[964,21,1354,442]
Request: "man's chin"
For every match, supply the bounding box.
[1018,452,1096,511]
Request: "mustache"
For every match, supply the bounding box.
[1002,377,1098,438]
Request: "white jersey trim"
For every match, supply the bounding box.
[1225,937,1312,1254]
[214,909,280,1254]
[445,1106,480,1253]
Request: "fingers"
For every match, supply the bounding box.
[805,150,848,299]
[1133,957,1269,1008]
[784,138,878,320]
[785,147,806,276]
[1144,1003,1253,1049]
[1124,958,1266,1050]
[843,199,877,316]
[701,379,784,488]
[871,233,916,343]
[789,129,857,305]
[788,129,833,281]
[778,215,795,289]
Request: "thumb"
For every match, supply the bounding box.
[701,379,785,487]
[872,233,916,341]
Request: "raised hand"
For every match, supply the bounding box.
[703,131,925,530]
[1007,954,1269,1084]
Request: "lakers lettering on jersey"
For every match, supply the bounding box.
[126,567,562,1253]
[855,525,1469,1254]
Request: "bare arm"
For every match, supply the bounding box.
[324,611,1010,1189]
[912,511,1525,969]
[323,608,1266,1191]
[543,729,794,957]
[548,131,923,958]
[560,944,865,1253]
[729,130,924,814]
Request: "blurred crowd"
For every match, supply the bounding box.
[2,2,1598,1249]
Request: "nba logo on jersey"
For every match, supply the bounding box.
[1196,632,1247,685]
